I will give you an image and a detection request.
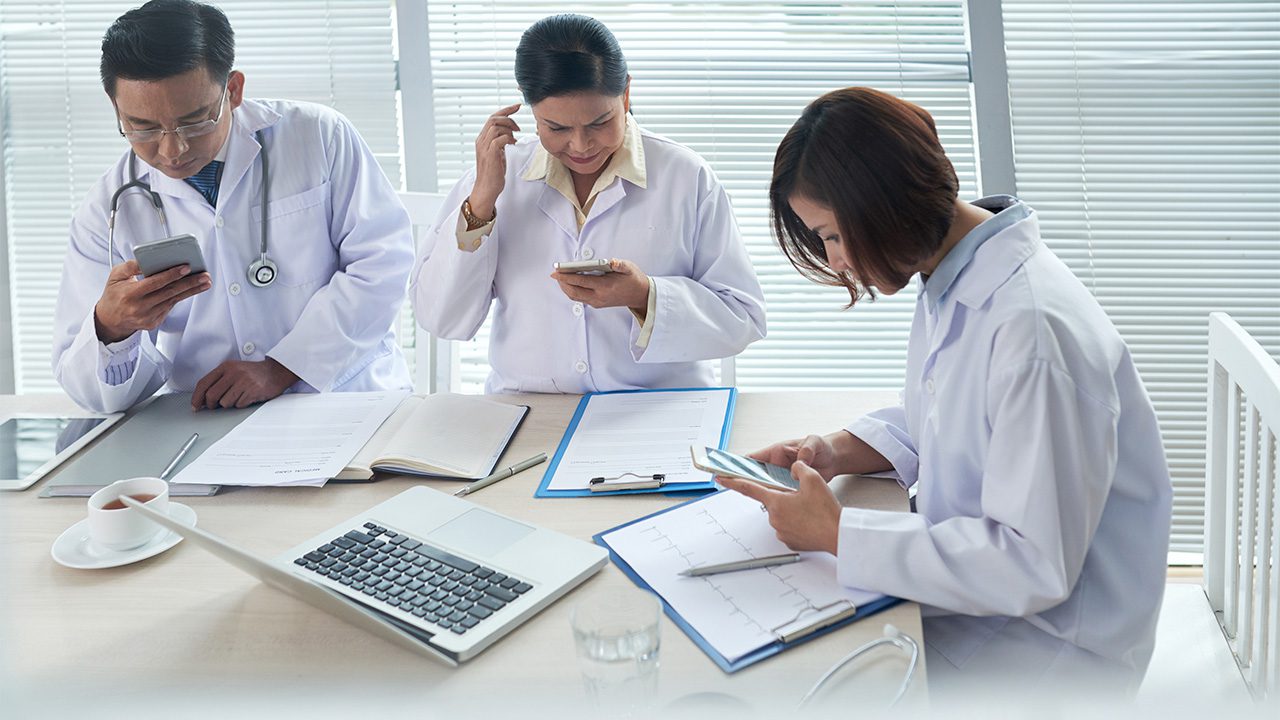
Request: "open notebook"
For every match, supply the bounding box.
[336,393,529,481]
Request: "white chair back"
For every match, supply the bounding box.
[1204,311,1280,699]
[397,191,450,393]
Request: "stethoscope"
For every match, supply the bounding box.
[799,624,920,708]
[107,129,277,288]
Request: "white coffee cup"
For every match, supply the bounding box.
[87,477,170,551]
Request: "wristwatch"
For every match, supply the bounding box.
[461,198,495,231]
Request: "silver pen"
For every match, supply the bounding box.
[160,432,200,479]
[680,552,801,577]
[455,452,548,497]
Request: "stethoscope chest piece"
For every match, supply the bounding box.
[248,256,278,287]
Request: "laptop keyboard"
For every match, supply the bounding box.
[293,521,533,636]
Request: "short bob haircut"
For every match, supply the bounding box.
[514,14,628,105]
[100,0,235,97]
[770,87,959,305]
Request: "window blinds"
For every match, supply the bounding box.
[0,0,402,391]
[424,1,977,392]
[1003,0,1280,552]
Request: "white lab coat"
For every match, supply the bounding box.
[838,198,1172,696]
[411,129,766,394]
[52,99,413,413]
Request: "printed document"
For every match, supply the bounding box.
[170,390,409,487]
[545,389,731,491]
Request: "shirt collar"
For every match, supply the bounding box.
[923,195,1030,311]
[521,112,647,190]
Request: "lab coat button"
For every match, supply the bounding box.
[215,216,224,228]
[572,302,584,317]
[574,360,588,374]
[581,248,594,260]
[242,342,256,355]
[925,378,935,394]
[229,282,241,296]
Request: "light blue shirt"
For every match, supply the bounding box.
[922,194,1030,312]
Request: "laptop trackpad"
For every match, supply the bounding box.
[428,509,534,558]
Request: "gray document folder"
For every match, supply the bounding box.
[40,392,259,497]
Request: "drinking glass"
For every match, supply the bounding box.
[570,585,661,716]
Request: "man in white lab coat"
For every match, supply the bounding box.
[52,0,412,413]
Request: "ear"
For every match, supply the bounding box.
[227,70,246,110]
[623,75,632,114]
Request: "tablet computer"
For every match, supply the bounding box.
[0,413,124,491]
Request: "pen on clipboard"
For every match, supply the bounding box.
[160,432,199,480]
[455,452,548,497]
[680,552,801,577]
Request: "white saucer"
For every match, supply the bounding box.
[50,502,197,570]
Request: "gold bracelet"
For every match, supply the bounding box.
[461,198,495,231]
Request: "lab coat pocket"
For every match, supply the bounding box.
[252,182,335,287]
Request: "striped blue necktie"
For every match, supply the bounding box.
[185,160,223,207]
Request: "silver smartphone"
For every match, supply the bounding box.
[133,233,207,276]
[690,445,800,491]
[553,259,613,276]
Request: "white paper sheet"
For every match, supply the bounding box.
[170,390,409,487]
[601,490,883,663]
[545,389,732,491]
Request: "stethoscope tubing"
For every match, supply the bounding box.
[799,624,920,708]
[106,130,272,285]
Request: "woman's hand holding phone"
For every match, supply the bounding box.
[749,434,840,482]
[716,460,842,555]
[551,258,651,314]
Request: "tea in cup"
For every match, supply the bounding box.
[87,477,170,551]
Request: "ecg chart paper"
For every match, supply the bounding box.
[601,490,883,663]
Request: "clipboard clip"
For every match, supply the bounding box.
[770,600,859,644]
[588,472,666,493]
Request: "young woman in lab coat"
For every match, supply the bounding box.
[412,14,766,393]
[715,88,1173,698]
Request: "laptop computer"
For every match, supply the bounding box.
[123,486,607,665]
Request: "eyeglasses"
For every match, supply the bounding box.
[116,84,228,144]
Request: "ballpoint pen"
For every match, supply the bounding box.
[160,432,200,480]
[455,452,548,497]
[680,552,801,577]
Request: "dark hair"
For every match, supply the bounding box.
[514,14,628,104]
[770,87,959,305]
[100,0,235,97]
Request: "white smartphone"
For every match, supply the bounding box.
[133,233,207,276]
[690,445,799,491]
[553,259,613,276]
[0,413,124,491]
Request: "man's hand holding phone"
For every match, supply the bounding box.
[94,259,211,343]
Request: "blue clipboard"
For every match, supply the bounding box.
[593,489,902,673]
[534,387,737,498]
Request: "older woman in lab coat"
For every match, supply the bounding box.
[412,14,766,394]
[716,88,1172,700]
